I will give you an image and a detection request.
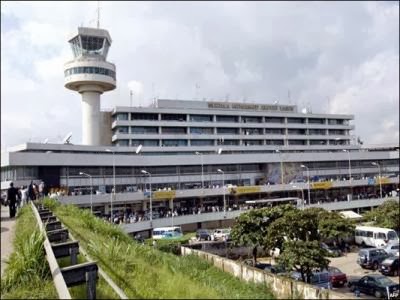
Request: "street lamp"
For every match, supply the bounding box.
[141,170,153,225]
[195,152,204,189]
[371,162,383,199]
[275,149,284,184]
[292,185,305,210]
[105,149,116,221]
[79,172,93,213]
[300,164,311,205]
[217,169,226,216]
[342,149,352,181]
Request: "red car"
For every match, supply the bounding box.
[327,266,347,287]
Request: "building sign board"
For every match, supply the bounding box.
[153,190,176,200]
[207,102,295,112]
[311,182,333,190]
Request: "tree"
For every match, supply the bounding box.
[266,208,336,282]
[318,210,355,245]
[277,240,330,283]
[230,204,295,266]
[364,200,400,232]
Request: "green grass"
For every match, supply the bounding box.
[44,198,275,299]
[0,205,58,299]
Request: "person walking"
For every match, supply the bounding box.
[28,181,35,201]
[20,186,28,207]
[6,182,19,218]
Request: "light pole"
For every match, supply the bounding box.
[292,185,305,210]
[275,149,284,184]
[342,149,352,182]
[300,164,311,205]
[105,149,116,221]
[372,162,383,199]
[217,169,226,216]
[195,151,204,189]
[141,170,153,225]
[79,172,93,213]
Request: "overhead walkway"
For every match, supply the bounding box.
[120,197,399,234]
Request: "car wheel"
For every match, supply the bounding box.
[374,290,382,298]
[373,262,379,270]
[361,242,366,248]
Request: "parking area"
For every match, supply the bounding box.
[329,249,399,298]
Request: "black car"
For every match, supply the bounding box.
[380,256,400,277]
[348,274,399,299]
[195,229,211,241]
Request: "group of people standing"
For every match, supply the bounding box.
[5,181,45,218]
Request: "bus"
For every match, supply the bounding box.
[355,226,399,248]
[245,197,302,209]
[152,226,183,240]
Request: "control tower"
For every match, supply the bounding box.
[64,27,116,146]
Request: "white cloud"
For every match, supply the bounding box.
[1,1,399,149]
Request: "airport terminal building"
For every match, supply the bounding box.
[1,26,399,219]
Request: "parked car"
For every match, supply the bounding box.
[196,229,211,241]
[357,248,390,270]
[290,270,330,288]
[326,266,347,287]
[211,228,231,241]
[262,264,290,276]
[348,274,399,299]
[384,242,400,257]
[320,242,342,257]
[380,256,400,277]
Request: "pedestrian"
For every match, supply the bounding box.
[28,181,35,201]
[6,182,19,218]
[39,181,45,199]
[20,186,28,207]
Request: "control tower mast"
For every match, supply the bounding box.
[64,27,116,145]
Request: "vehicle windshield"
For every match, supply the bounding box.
[387,231,398,240]
[376,277,394,286]
[327,267,341,273]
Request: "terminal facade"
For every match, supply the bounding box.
[1,26,399,217]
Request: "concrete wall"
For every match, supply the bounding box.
[181,246,356,300]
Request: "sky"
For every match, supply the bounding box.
[1,1,399,149]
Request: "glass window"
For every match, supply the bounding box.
[216,115,238,123]
[265,117,284,123]
[242,116,262,123]
[190,127,214,135]
[131,113,158,121]
[131,126,158,134]
[265,128,284,135]
[388,231,398,240]
[191,140,214,146]
[308,118,325,124]
[161,127,186,134]
[189,115,213,122]
[217,128,239,134]
[287,118,305,124]
[162,140,188,147]
[161,114,186,121]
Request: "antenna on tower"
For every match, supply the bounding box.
[326,96,330,113]
[130,90,133,107]
[195,83,200,100]
[97,1,100,28]
[288,90,291,104]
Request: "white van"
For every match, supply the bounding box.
[152,226,183,240]
[355,226,399,248]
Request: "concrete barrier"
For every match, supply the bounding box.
[181,246,357,299]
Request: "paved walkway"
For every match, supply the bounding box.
[1,204,16,277]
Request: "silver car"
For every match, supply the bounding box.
[384,243,400,256]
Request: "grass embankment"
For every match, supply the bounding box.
[45,199,275,299]
[0,205,58,299]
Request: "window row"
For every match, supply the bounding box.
[114,112,351,125]
[64,66,116,80]
[114,126,347,136]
